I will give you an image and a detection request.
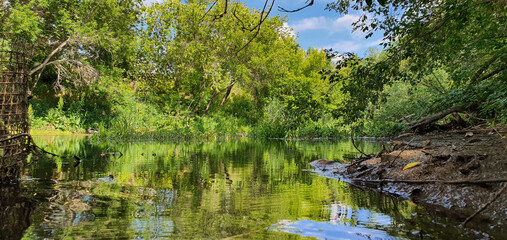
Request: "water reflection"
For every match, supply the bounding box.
[273,201,405,240]
[0,185,36,240]
[1,136,479,239]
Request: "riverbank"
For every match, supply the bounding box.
[311,125,507,239]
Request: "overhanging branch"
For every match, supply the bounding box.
[29,37,71,76]
[278,0,314,13]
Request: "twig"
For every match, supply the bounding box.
[199,0,219,22]
[393,0,493,57]
[278,0,314,12]
[235,0,275,54]
[350,126,369,157]
[29,37,71,76]
[463,112,490,121]
[461,183,507,226]
[491,126,504,138]
[27,135,67,159]
[388,137,415,167]
[350,178,507,185]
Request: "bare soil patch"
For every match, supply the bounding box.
[311,125,507,239]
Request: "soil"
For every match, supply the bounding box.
[310,125,507,239]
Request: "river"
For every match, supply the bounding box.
[0,136,476,239]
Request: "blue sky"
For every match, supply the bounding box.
[144,0,383,57]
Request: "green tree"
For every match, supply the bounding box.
[137,0,298,116]
[320,0,507,123]
[1,0,143,91]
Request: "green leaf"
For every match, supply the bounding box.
[378,0,387,7]
[366,0,373,6]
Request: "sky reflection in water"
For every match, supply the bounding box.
[7,136,472,239]
[272,201,405,240]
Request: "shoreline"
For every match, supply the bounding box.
[310,126,507,239]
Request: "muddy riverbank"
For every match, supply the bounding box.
[311,125,507,239]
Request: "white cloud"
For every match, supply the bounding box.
[291,15,359,34]
[367,38,384,47]
[333,14,358,28]
[291,16,328,32]
[281,22,296,38]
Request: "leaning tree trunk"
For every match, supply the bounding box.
[407,106,465,132]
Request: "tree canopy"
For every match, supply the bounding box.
[0,0,505,137]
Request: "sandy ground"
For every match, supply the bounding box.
[311,125,507,239]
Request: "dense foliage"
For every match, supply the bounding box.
[1,0,505,139]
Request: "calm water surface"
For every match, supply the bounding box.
[2,136,475,239]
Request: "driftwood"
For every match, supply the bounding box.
[408,106,465,132]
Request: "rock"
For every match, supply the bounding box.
[465,132,474,137]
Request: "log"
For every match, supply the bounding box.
[408,106,465,131]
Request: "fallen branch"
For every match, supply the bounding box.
[461,183,507,226]
[408,106,465,132]
[349,178,507,185]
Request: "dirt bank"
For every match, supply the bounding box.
[311,125,507,238]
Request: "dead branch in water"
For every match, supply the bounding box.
[350,126,371,157]
[461,183,507,226]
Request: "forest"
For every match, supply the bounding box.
[0,0,505,139]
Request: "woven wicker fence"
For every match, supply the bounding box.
[0,40,30,184]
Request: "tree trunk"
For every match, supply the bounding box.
[407,106,465,132]
[219,82,235,106]
[202,81,236,115]
[202,89,219,115]
[191,69,208,114]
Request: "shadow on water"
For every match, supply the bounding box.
[0,185,36,240]
[0,136,491,239]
